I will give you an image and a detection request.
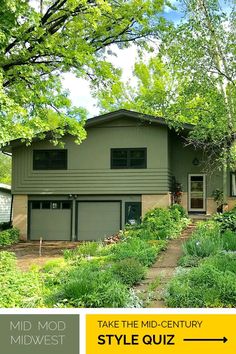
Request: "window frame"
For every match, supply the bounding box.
[33,149,68,170]
[110,148,147,169]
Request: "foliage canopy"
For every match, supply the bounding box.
[0,0,168,143]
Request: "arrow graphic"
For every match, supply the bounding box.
[184,337,228,343]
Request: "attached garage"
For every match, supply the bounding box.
[77,201,121,241]
[29,201,72,240]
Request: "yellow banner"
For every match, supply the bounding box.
[86,314,236,354]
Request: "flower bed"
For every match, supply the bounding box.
[165,211,236,308]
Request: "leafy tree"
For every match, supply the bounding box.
[0,0,168,144]
[98,0,236,201]
[0,153,11,184]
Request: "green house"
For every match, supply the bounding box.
[2,109,236,241]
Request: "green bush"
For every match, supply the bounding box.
[0,228,19,246]
[222,230,236,251]
[169,204,187,218]
[110,237,162,267]
[142,207,189,240]
[203,253,236,274]
[112,258,146,286]
[165,264,236,307]
[182,222,222,258]
[214,211,236,232]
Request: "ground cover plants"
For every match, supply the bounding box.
[0,205,189,308]
[165,210,236,308]
[0,228,19,247]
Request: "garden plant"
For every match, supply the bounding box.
[166,209,236,308]
[0,205,189,308]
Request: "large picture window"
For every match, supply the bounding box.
[111,148,147,169]
[231,172,236,196]
[33,150,67,170]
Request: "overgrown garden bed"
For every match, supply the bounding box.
[0,204,189,308]
[165,209,236,307]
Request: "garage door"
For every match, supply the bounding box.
[77,201,121,241]
[30,201,72,240]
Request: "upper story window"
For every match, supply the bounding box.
[111,148,147,169]
[33,150,67,170]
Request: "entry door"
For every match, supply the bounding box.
[188,174,206,212]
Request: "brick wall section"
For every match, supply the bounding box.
[12,195,28,241]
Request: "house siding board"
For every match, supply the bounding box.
[0,191,11,222]
[12,119,170,195]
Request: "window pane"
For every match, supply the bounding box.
[125,202,141,225]
[112,159,128,167]
[61,202,71,209]
[51,202,60,209]
[130,150,145,159]
[112,150,127,159]
[111,148,146,169]
[130,158,145,168]
[33,150,67,170]
[31,201,41,209]
[191,176,203,182]
[41,201,50,209]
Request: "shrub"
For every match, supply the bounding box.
[203,253,236,274]
[142,207,189,240]
[214,211,236,232]
[110,237,161,266]
[165,264,236,307]
[0,228,19,246]
[222,230,236,251]
[112,258,146,286]
[182,222,222,258]
[169,204,187,218]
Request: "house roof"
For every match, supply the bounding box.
[85,109,194,130]
[0,183,11,193]
[1,109,194,153]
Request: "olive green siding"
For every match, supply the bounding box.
[12,118,171,195]
[170,132,223,197]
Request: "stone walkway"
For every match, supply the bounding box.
[135,223,197,308]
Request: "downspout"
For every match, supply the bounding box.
[10,194,13,226]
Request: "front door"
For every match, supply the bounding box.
[188,174,206,212]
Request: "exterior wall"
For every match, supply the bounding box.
[0,191,11,222]
[12,195,28,240]
[141,194,171,216]
[170,132,223,197]
[12,118,171,195]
